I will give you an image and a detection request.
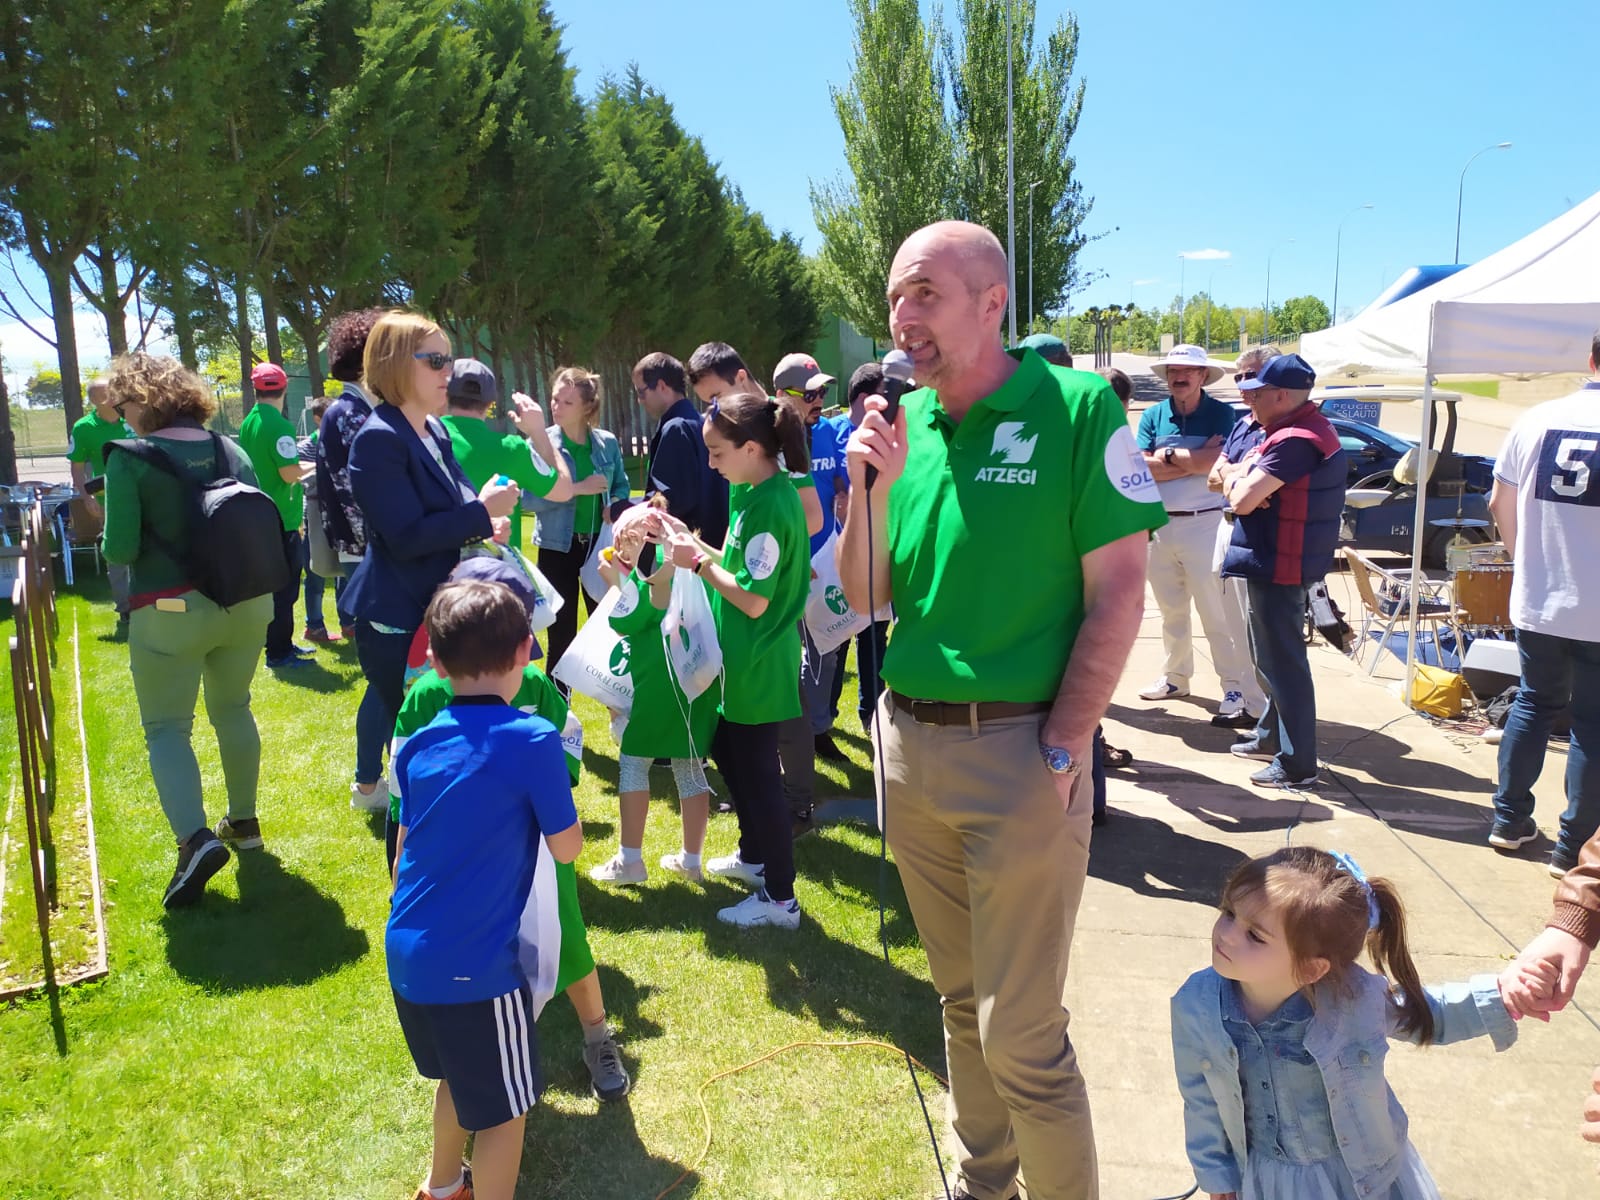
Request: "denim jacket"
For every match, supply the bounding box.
[1170,965,1516,1197]
[524,426,630,552]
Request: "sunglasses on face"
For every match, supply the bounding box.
[413,351,454,371]
[113,400,136,417]
[782,387,828,403]
[1234,370,1257,384]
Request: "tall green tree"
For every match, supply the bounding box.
[811,0,955,340]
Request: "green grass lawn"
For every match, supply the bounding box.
[0,575,950,1199]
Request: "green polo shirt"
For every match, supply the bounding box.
[66,409,133,478]
[882,349,1166,703]
[441,413,559,546]
[608,570,720,758]
[714,471,809,724]
[237,402,304,532]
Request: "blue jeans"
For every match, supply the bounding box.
[1492,627,1600,859]
[1245,579,1317,778]
[828,618,891,728]
[1091,726,1106,816]
[801,625,843,735]
[301,535,349,633]
[353,621,413,786]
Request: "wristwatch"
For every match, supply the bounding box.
[1163,446,1177,466]
[1039,743,1079,777]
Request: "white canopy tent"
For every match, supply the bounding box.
[1300,188,1600,693]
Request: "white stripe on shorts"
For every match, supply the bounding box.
[493,990,533,1115]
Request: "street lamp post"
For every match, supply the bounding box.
[1332,203,1374,326]
[1178,254,1187,342]
[1027,179,1044,333]
[1005,0,1017,344]
[1454,142,1512,264]
[1264,238,1294,343]
[1204,265,1224,350]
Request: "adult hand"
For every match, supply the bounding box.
[478,476,521,519]
[83,494,104,521]
[1583,1067,1600,1144]
[845,395,908,493]
[490,516,511,545]
[665,530,700,570]
[508,392,547,437]
[574,475,609,496]
[1047,743,1093,814]
[1499,957,1561,1022]
[1503,927,1592,1017]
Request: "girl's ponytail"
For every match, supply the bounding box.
[1367,878,1435,1044]
[770,398,811,476]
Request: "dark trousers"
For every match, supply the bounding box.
[301,535,349,632]
[354,620,412,786]
[711,718,795,902]
[1492,627,1600,859]
[539,531,598,673]
[1246,579,1316,778]
[829,619,891,728]
[265,529,304,659]
[1091,726,1107,816]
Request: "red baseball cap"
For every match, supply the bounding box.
[251,362,288,392]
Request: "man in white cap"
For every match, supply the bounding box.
[1136,344,1261,726]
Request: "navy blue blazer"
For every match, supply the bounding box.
[343,401,493,630]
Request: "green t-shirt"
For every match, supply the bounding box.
[713,472,808,724]
[441,413,559,546]
[608,570,720,758]
[237,402,304,531]
[566,437,604,538]
[882,349,1167,703]
[66,409,134,478]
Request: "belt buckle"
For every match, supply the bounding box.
[909,699,941,725]
[1223,509,1237,524]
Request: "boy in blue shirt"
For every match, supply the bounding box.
[388,579,582,1200]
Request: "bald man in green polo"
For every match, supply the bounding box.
[839,221,1165,1200]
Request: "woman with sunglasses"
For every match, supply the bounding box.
[343,312,521,809]
[660,392,812,929]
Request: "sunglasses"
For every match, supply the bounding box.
[1233,370,1257,384]
[113,400,137,417]
[782,387,829,403]
[413,351,454,371]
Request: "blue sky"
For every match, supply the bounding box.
[5,0,1596,375]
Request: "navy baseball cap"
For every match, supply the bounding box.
[447,358,500,408]
[448,554,544,659]
[1237,353,1316,392]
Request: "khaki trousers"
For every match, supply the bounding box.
[1147,510,1254,696]
[877,693,1098,1200]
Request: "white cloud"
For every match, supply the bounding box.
[1178,248,1232,261]
[0,308,172,393]
[1132,277,1162,286]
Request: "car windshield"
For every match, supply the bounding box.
[1334,419,1415,455]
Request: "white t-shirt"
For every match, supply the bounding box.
[1493,381,1600,640]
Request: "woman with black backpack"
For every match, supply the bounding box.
[102,353,286,910]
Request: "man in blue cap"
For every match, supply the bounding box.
[1215,353,1346,789]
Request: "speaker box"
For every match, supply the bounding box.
[1461,638,1520,700]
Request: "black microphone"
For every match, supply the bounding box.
[865,348,916,490]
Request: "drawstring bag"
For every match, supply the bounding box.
[805,530,871,655]
[580,523,615,602]
[461,540,563,631]
[552,586,634,711]
[661,568,722,701]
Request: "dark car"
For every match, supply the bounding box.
[1330,415,1495,493]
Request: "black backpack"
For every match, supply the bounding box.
[108,433,294,608]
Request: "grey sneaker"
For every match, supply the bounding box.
[583,1029,631,1101]
[163,828,230,909]
[1487,817,1539,850]
[215,815,263,850]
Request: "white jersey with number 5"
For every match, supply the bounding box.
[1493,381,1600,640]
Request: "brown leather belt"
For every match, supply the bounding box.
[888,690,1051,726]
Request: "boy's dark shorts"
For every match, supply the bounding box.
[393,984,543,1130]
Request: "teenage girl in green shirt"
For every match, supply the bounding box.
[661,392,811,930]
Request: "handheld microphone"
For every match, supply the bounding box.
[865,348,916,490]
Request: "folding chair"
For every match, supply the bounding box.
[1341,548,1460,676]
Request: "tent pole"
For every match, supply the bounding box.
[1403,349,1436,705]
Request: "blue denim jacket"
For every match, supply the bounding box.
[524,427,630,552]
[1170,965,1516,1197]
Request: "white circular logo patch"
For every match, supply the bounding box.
[745,532,781,580]
[611,578,640,618]
[275,435,298,460]
[1104,426,1161,504]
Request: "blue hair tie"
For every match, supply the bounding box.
[1329,850,1380,931]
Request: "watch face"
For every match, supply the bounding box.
[1041,745,1075,774]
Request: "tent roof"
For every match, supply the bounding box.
[1302,188,1600,378]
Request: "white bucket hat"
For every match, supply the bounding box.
[1150,343,1226,386]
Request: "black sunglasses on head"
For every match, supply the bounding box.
[1234,370,1257,384]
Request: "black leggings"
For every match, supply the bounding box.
[711,717,795,902]
[538,531,598,672]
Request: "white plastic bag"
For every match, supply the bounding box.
[461,541,563,631]
[551,586,634,711]
[805,531,871,655]
[661,567,723,700]
[515,838,562,1020]
[580,523,615,602]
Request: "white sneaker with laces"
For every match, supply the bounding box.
[705,852,765,888]
[658,851,704,882]
[1138,677,1189,701]
[1215,691,1246,719]
[589,853,648,885]
[717,888,801,929]
[350,773,388,811]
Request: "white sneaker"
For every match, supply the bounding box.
[1138,678,1189,701]
[705,852,765,888]
[716,888,801,929]
[1215,691,1246,719]
[589,853,648,885]
[350,774,388,811]
[658,850,704,882]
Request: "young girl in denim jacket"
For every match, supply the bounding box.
[1170,846,1554,1200]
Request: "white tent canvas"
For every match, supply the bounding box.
[1303,188,1600,378]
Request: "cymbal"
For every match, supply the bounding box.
[1429,518,1491,529]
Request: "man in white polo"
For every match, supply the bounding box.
[1137,344,1261,726]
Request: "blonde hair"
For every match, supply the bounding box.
[362,310,445,408]
[1220,846,1435,1043]
[106,353,217,429]
[552,365,602,428]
